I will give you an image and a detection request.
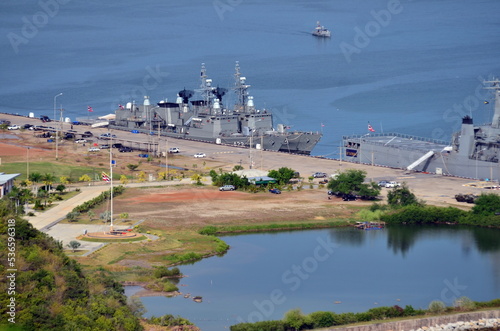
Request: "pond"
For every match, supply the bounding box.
[127,225,500,331]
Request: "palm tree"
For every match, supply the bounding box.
[42,173,57,192]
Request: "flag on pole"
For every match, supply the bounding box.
[119,104,124,110]
[368,123,375,132]
[87,106,93,112]
[101,172,110,182]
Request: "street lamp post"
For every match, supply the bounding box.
[53,93,62,121]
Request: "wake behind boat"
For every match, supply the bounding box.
[312,21,331,38]
[111,62,322,155]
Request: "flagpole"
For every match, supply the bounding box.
[110,133,113,233]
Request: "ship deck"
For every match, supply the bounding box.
[343,133,451,153]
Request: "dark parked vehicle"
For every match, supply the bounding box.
[138,153,149,158]
[23,124,33,129]
[342,194,357,201]
[40,115,51,122]
[119,147,133,152]
[82,131,93,137]
[112,143,123,148]
[269,188,281,194]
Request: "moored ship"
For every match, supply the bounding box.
[342,79,500,181]
[111,62,322,155]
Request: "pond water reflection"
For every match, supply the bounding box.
[134,225,500,331]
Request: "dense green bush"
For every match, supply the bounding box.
[152,266,181,279]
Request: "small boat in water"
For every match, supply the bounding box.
[312,21,331,38]
[354,222,385,230]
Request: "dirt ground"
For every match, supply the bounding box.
[113,185,367,230]
[1,125,493,229]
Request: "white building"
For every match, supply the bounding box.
[0,173,21,198]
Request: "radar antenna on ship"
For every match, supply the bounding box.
[212,86,227,103]
[178,88,194,104]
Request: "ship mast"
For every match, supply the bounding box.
[484,79,500,129]
[199,63,213,113]
[234,61,251,113]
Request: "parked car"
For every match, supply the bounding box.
[23,124,33,129]
[7,125,20,130]
[88,147,100,152]
[385,181,401,188]
[131,130,139,134]
[269,188,281,194]
[100,144,110,149]
[99,133,117,139]
[313,172,327,178]
[119,146,133,152]
[138,153,149,158]
[342,194,357,201]
[82,131,93,137]
[112,143,123,148]
[219,185,235,191]
[194,153,206,158]
[319,179,329,185]
[40,115,51,122]
[378,180,389,187]
[75,139,87,144]
[169,147,180,153]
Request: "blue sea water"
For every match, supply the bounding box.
[1,0,500,158]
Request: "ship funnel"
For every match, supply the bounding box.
[126,102,132,110]
[143,96,150,106]
[176,94,182,104]
[206,79,212,87]
[214,98,220,110]
[247,96,254,108]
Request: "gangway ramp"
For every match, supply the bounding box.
[406,150,435,170]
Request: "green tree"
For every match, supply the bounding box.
[66,211,80,222]
[56,184,66,194]
[67,240,81,252]
[190,173,203,185]
[268,167,296,185]
[387,184,422,207]
[471,193,500,216]
[327,169,380,199]
[232,165,244,171]
[42,173,57,191]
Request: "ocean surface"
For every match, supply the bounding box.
[1,0,500,158]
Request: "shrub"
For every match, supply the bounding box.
[428,300,446,314]
[309,311,337,327]
[283,308,310,330]
[454,296,475,311]
[199,226,217,236]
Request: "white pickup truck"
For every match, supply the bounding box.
[385,181,401,188]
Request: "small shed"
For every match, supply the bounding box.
[0,173,21,198]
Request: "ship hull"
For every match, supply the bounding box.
[343,134,500,180]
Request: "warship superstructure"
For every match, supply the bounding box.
[111,62,322,155]
[342,80,500,181]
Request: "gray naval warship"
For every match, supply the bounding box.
[342,79,500,181]
[111,62,322,155]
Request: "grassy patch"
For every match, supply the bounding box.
[79,235,147,243]
[0,161,114,182]
[199,220,352,234]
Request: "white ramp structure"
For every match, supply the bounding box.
[407,151,435,171]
